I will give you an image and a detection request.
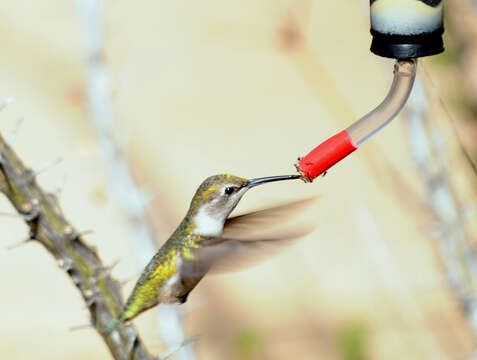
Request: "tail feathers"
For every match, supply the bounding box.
[105,318,121,335]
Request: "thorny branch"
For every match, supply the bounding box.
[0,131,153,359]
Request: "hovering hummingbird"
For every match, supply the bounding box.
[106,173,313,334]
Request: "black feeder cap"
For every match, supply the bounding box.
[370,29,445,59]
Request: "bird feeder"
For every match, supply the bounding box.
[296,0,445,182]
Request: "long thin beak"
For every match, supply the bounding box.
[245,175,301,188]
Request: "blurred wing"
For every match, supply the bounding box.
[223,197,316,239]
[180,224,314,277]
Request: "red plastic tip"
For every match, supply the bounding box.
[297,130,358,182]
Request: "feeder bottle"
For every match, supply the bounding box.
[370,0,444,59]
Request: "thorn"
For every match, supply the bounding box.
[85,295,97,308]
[23,208,40,222]
[7,118,23,145]
[0,211,23,218]
[94,259,120,282]
[63,225,75,237]
[34,158,63,177]
[20,202,32,214]
[16,202,40,222]
[57,257,74,272]
[0,97,14,112]
[158,336,199,360]
[54,175,67,197]
[6,237,32,250]
[119,272,140,287]
[65,226,91,243]
[120,278,132,288]
[0,208,38,221]
[107,259,120,271]
[69,323,94,332]
[69,271,82,287]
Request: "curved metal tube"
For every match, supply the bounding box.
[347,59,417,146]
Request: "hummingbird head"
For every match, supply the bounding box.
[188,173,300,236]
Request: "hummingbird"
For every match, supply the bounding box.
[105,173,313,334]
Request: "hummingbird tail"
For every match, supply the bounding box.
[105,318,121,335]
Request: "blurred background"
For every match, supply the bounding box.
[1,0,477,359]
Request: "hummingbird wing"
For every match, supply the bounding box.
[223,197,316,239]
[180,224,314,276]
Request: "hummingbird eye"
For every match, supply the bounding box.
[224,186,236,195]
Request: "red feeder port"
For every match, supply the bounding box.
[297,130,358,182]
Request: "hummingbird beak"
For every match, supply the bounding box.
[244,175,301,188]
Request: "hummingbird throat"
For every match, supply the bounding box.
[192,206,225,236]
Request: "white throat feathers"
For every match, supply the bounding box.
[193,206,224,236]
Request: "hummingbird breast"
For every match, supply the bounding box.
[120,221,211,322]
[192,207,224,236]
[159,258,185,304]
[145,231,207,303]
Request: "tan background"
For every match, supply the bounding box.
[0,1,476,359]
